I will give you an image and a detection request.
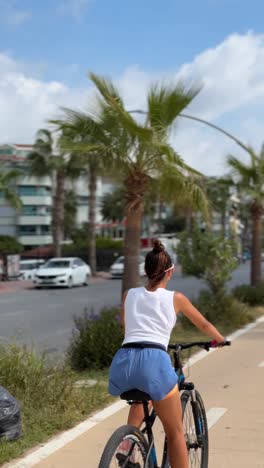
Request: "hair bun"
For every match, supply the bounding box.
[152,239,165,254]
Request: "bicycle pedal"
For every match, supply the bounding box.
[116,452,141,468]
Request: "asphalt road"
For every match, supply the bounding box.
[0,262,260,355]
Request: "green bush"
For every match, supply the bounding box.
[177,226,237,295]
[181,290,252,330]
[68,308,123,371]
[95,237,123,250]
[0,235,23,255]
[232,284,264,306]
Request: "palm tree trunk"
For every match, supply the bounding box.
[88,168,97,276]
[122,170,147,295]
[122,204,143,295]
[250,203,263,286]
[53,171,65,257]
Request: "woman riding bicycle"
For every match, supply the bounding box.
[109,239,226,468]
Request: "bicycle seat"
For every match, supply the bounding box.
[120,389,151,401]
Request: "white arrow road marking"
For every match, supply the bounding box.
[206,407,227,429]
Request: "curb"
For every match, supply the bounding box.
[4,314,264,468]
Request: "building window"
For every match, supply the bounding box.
[22,206,38,215]
[78,196,89,205]
[40,225,51,235]
[18,226,37,235]
[18,186,51,196]
[0,149,13,155]
[22,206,51,216]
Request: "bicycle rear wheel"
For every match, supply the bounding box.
[181,390,208,468]
[98,424,151,468]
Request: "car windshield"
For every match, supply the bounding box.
[115,257,144,265]
[45,260,71,268]
[20,264,36,270]
[115,257,124,264]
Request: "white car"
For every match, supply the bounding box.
[34,257,91,288]
[110,256,145,278]
[19,259,45,280]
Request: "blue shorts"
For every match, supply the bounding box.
[109,346,178,401]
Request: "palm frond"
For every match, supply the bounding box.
[148,82,201,132]
[27,151,52,176]
[0,167,22,209]
[0,168,22,182]
[4,189,22,210]
[227,155,255,181]
[89,72,124,108]
[159,166,209,218]
[90,73,156,143]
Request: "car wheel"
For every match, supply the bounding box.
[83,273,90,286]
[67,277,73,288]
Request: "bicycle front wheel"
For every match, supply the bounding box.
[181,390,209,468]
[98,424,151,468]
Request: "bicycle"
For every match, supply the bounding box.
[98,340,231,468]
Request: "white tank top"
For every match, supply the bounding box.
[123,287,177,348]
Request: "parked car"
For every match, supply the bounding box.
[110,255,146,278]
[33,257,91,288]
[19,259,45,280]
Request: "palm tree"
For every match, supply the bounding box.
[51,110,113,275]
[0,164,22,209]
[228,146,264,285]
[28,129,81,257]
[83,74,209,292]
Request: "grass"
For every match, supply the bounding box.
[0,345,114,466]
[0,305,263,466]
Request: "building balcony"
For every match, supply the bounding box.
[19,175,52,187]
[17,215,52,225]
[18,235,52,246]
[20,196,52,206]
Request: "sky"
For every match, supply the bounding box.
[0,0,264,175]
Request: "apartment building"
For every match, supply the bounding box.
[0,144,53,248]
[0,144,115,248]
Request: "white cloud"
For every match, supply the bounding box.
[57,0,92,20]
[1,32,264,175]
[0,1,31,27]
[0,52,90,143]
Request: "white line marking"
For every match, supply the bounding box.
[206,407,227,430]
[257,315,264,323]
[7,401,127,468]
[7,314,264,468]
[258,361,264,368]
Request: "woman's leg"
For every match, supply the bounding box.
[127,402,152,426]
[153,386,188,468]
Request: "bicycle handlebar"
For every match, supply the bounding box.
[168,340,231,352]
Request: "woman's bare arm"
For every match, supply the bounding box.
[174,292,225,343]
[120,290,128,329]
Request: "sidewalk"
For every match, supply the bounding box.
[7,317,264,468]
